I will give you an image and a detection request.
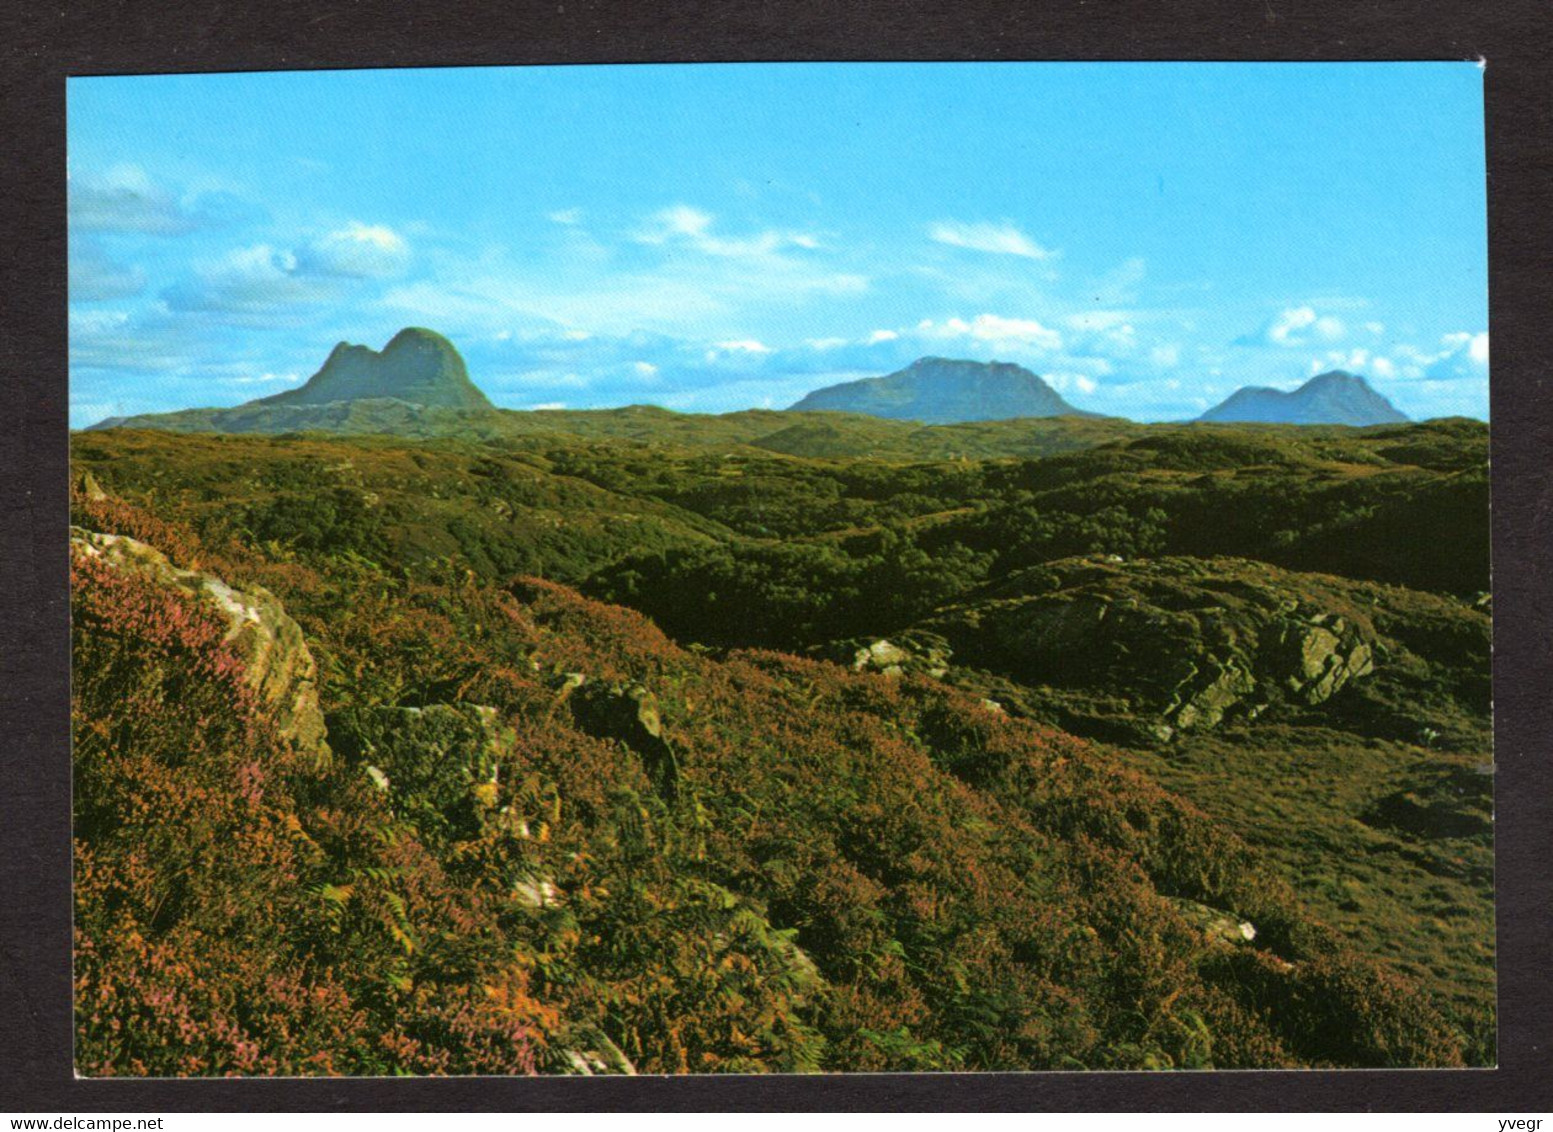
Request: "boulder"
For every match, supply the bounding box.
[853,638,912,674]
[76,469,109,502]
[327,703,518,843]
[823,631,954,680]
[1169,897,1257,946]
[560,1032,637,1076]
[569,681,681,802]
[71,527,329,757]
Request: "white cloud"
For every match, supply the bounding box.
[1419,331,1490,381]
[157,221,412,320]
[636,204,819,260]
[163,243,337,316]
[1098,323,1137,352]
[68,164,259,235]
[1065,310,1134,333]
[547,207,584,225]
[1270,307,1318,345]
[920,313,1063,351]
[1093,257,1147,303]
[1045,372,1099,397]
[1464,331,1489,365]
[1310,347,1374,374]
[298,221,411,279]
[929,220,1054,260]
[649,204,714,241]
[229,371,302,386]
[68,164,197,235]
[1241,305,1349,348]
[868,329,899,344]
[632,360,660,378]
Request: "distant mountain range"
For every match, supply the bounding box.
[787,356,1099,424]
[1196,371,1407,426]
[89,329,1415,436]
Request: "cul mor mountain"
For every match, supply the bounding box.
[786,355,1101,423]
[89,327,1411,433]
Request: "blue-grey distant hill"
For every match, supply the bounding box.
[788,357,1100,424]
[1197,371,1407,426]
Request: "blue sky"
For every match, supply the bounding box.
[68,62,1488,427]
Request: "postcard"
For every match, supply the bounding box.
[67,62,1490,1076]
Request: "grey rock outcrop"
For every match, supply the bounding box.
[325,703,520,842]
[823,632,954,680]
[569,681,681,802]
[71,527,329,756]
[922,556,1379,734]
[1169,897,1258,946]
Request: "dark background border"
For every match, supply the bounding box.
[3,0,1549,1112]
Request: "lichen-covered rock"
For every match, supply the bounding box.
[1169,897,1258,946]
[70,527,329,756]
[569,681,680,801]
[821,631,954,680]
[922,556,1380,734]
[326,703,519,844]
[853,638,912,674]
[561,1033,637,1075]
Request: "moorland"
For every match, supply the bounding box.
[69,398,1492,1074]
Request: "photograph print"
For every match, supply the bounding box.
[68,62,1492,1075]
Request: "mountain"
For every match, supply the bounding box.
[1198,371,1408,426]
[258,327,495,410]
[90,328,496,433]
[788,356,1099,424]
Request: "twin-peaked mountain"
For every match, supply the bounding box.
[259,327,495,411]
[1196,371,1408,426]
